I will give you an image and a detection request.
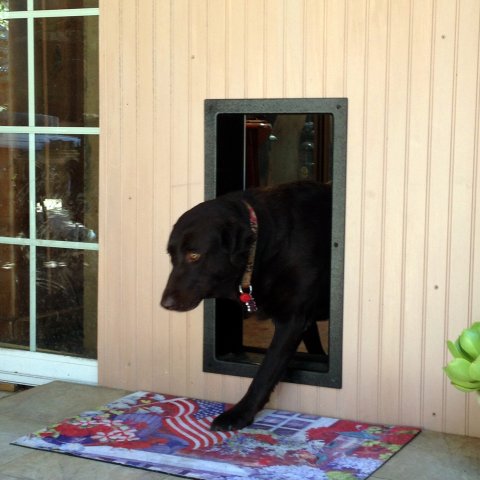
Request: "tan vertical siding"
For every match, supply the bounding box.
[400,0,432,430]
[99,0,480,437]
[151,0,172,395]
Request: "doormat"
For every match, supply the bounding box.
[13,391,420,479]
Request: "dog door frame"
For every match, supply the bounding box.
[203,98,347,388]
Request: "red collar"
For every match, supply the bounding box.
[238,201,258,314]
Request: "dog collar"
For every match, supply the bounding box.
[238,201,258,314]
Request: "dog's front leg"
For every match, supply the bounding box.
[211,318,306,431]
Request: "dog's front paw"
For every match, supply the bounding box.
[210,407,254,432]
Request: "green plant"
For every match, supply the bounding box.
[444,322,480,393]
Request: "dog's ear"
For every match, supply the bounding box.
[222,218,254,268]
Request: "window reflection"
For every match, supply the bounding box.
[0,19,28,126]
[34,16,98,127]
[244,113,333,187]
[36,247,97,358]
[36,135,98,242]
[0,244,29,349]
[0,5,99,360]
[0,134,29,237]
[0,14,99,128]
[34,0,98,9]
[0,1,27,13]
[0,134,99,242]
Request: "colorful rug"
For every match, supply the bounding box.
[13,391,420,479]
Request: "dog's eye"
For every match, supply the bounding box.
[186,252,201,263]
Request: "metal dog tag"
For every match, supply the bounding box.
[238,285,258,314]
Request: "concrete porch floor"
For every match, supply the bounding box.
[0,381,479,480]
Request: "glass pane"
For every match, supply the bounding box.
[0,19,28,126]
[36,134,98,242]
[34,0,98,9]
[34,16,98,127]
[244,113,333,187]
[0,243,29,349]
[0,1,28,13]
[0,133,29,237]
[36,247,97,358]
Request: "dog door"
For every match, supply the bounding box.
[204,98,347,388]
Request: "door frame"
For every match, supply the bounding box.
[0,348,97,386]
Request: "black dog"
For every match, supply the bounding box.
[161,181,331,431]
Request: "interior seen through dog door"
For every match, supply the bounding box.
[204,99,346,388]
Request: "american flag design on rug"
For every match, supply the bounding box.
[161,397,233,449]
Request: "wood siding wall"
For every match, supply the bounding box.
[99,0,480,437]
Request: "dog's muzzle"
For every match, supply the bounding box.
[160,291,202,312]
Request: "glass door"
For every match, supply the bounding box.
[0,0,99,385]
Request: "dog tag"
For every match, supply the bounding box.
[238,286,258,314]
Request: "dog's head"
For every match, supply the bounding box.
[161,199,254,312]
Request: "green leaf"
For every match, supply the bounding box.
[451,382,480,393]
[447,340,470,360]
[459,328,480,359]
[469,357,480,382]
[444,358,472,383]
[471,322,480,334]
[449,378,480,389]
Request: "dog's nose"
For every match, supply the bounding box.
[161,294,177,310]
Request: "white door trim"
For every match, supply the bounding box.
[0,348,97,386]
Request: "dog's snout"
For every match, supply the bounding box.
[161,288,202,312]
[161,294,177,310]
